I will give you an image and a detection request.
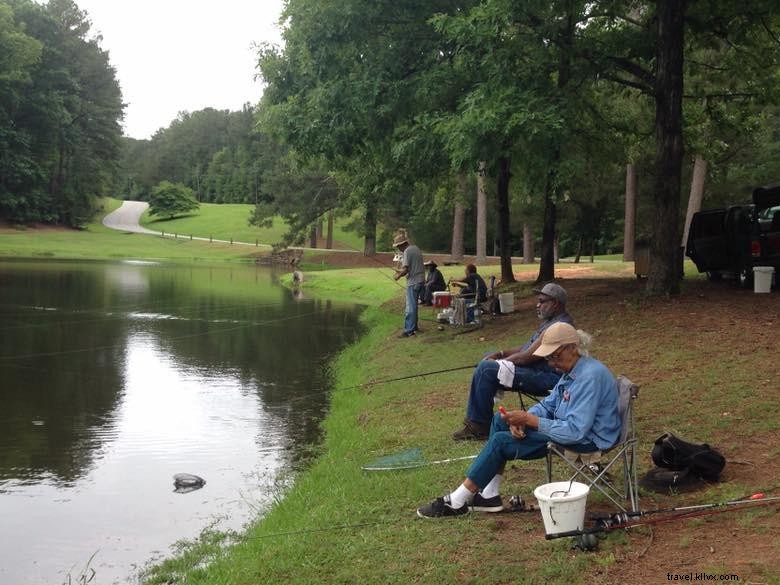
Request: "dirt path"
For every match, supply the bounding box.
[102,201,161,235]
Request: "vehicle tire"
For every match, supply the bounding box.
[706,271,723,282]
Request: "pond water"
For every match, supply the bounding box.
[0,260,364,584]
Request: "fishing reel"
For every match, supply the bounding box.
[572,532,600,552]
[589,511,633,527]
[570,512,634,552]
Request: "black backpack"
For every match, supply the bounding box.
[651,432,726,481]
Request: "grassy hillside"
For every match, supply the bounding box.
[0,198,261,263]
[140,202,366,251]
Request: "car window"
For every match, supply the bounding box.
[759,205,780,220]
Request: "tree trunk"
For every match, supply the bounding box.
[326,209,334,249]
[523,223,534,264]
[623,163,638,261]
[363,202,376,256]
[647,0,685,296]
[681,154,707,247]
[451,173,466,262]
[309,225,317,248]
[496,157,515,283]
[537,2,574,283]
[476,161,488,264]
[574,236,583,264]
[590,239,595,263]
[538,175,557,282]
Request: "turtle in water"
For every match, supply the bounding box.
[173,473,206,494]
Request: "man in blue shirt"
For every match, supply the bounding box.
[453,283,573,440]
[418,322,620,518]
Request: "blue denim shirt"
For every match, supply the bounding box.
[528,355,620,450]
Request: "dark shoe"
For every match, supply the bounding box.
[416,495,469,519]
[399,330,416,338]
[471,493,503,513]
[452,419,490,441]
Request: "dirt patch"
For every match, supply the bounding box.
[404,275,779,583]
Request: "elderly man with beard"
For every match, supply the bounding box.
[452,283,573,441]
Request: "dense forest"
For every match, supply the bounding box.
[4,0,780,295]
[0,0,123,227]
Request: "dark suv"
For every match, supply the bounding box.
[686,182,780,287]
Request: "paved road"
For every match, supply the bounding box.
[102,201,160,235]
[102,200,270,248]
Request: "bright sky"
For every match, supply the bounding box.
[76,0,285,139]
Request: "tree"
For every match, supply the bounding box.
[148,181,199,219]
[0,0,123,227]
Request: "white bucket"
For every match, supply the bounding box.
[498,292,514,314]
[753,266,775,293]
[533,481,590,536]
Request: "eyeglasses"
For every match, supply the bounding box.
[544,346,568,362]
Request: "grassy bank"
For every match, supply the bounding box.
[143,268,780,584]
[0,198,265,263]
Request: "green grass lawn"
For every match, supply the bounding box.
[140,202,365,250]
[0,198,262,263]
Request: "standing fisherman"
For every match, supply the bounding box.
[393,232,425,338]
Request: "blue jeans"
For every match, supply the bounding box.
[465,359,562,424]
[404,283,423,334]
[465,413,598,489]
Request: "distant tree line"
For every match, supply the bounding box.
[0,0,123,227]
[119,106,286,207]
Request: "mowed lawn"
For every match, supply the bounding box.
[140,202,365,251]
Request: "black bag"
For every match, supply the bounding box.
[651,432,726,481]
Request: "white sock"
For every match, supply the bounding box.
[480,474,503,499]
[448,484,475,508]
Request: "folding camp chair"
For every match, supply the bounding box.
[545,375,640,513]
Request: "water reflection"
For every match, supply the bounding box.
[0,260,363,584]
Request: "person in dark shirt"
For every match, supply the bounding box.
[452,283,574,440]
[420,260,447,305]
[450,264,487,303]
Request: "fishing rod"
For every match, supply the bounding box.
[345,363,479,390]
[546,492,780,542]
[343,362,542,405]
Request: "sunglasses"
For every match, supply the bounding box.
[544,345,568,361]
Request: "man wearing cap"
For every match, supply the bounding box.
[417,322,620,518]
[393,233,425,337]
[420,260,446,305]
[453,282,573,440]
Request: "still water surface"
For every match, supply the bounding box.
[0,260,364,584]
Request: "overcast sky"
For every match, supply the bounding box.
[76,0,285,139]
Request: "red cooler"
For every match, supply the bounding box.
[432,291,452,308]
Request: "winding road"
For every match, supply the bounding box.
[102,200,160,235]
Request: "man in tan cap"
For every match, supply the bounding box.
[417,322,620,518]
[453,282,573,440]
[392,232,425,337]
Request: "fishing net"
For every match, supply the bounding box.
[361,447,477,471]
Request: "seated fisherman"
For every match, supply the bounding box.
[420,260,447,305]
[453,283,573,440]
[450,264,487,303]
[418,322,620,518]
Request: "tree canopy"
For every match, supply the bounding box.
[0,0,124,227]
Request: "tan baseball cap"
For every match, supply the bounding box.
[532,322,580,357]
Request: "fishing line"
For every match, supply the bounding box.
[0,310,321,362]
[0,301,288,333]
